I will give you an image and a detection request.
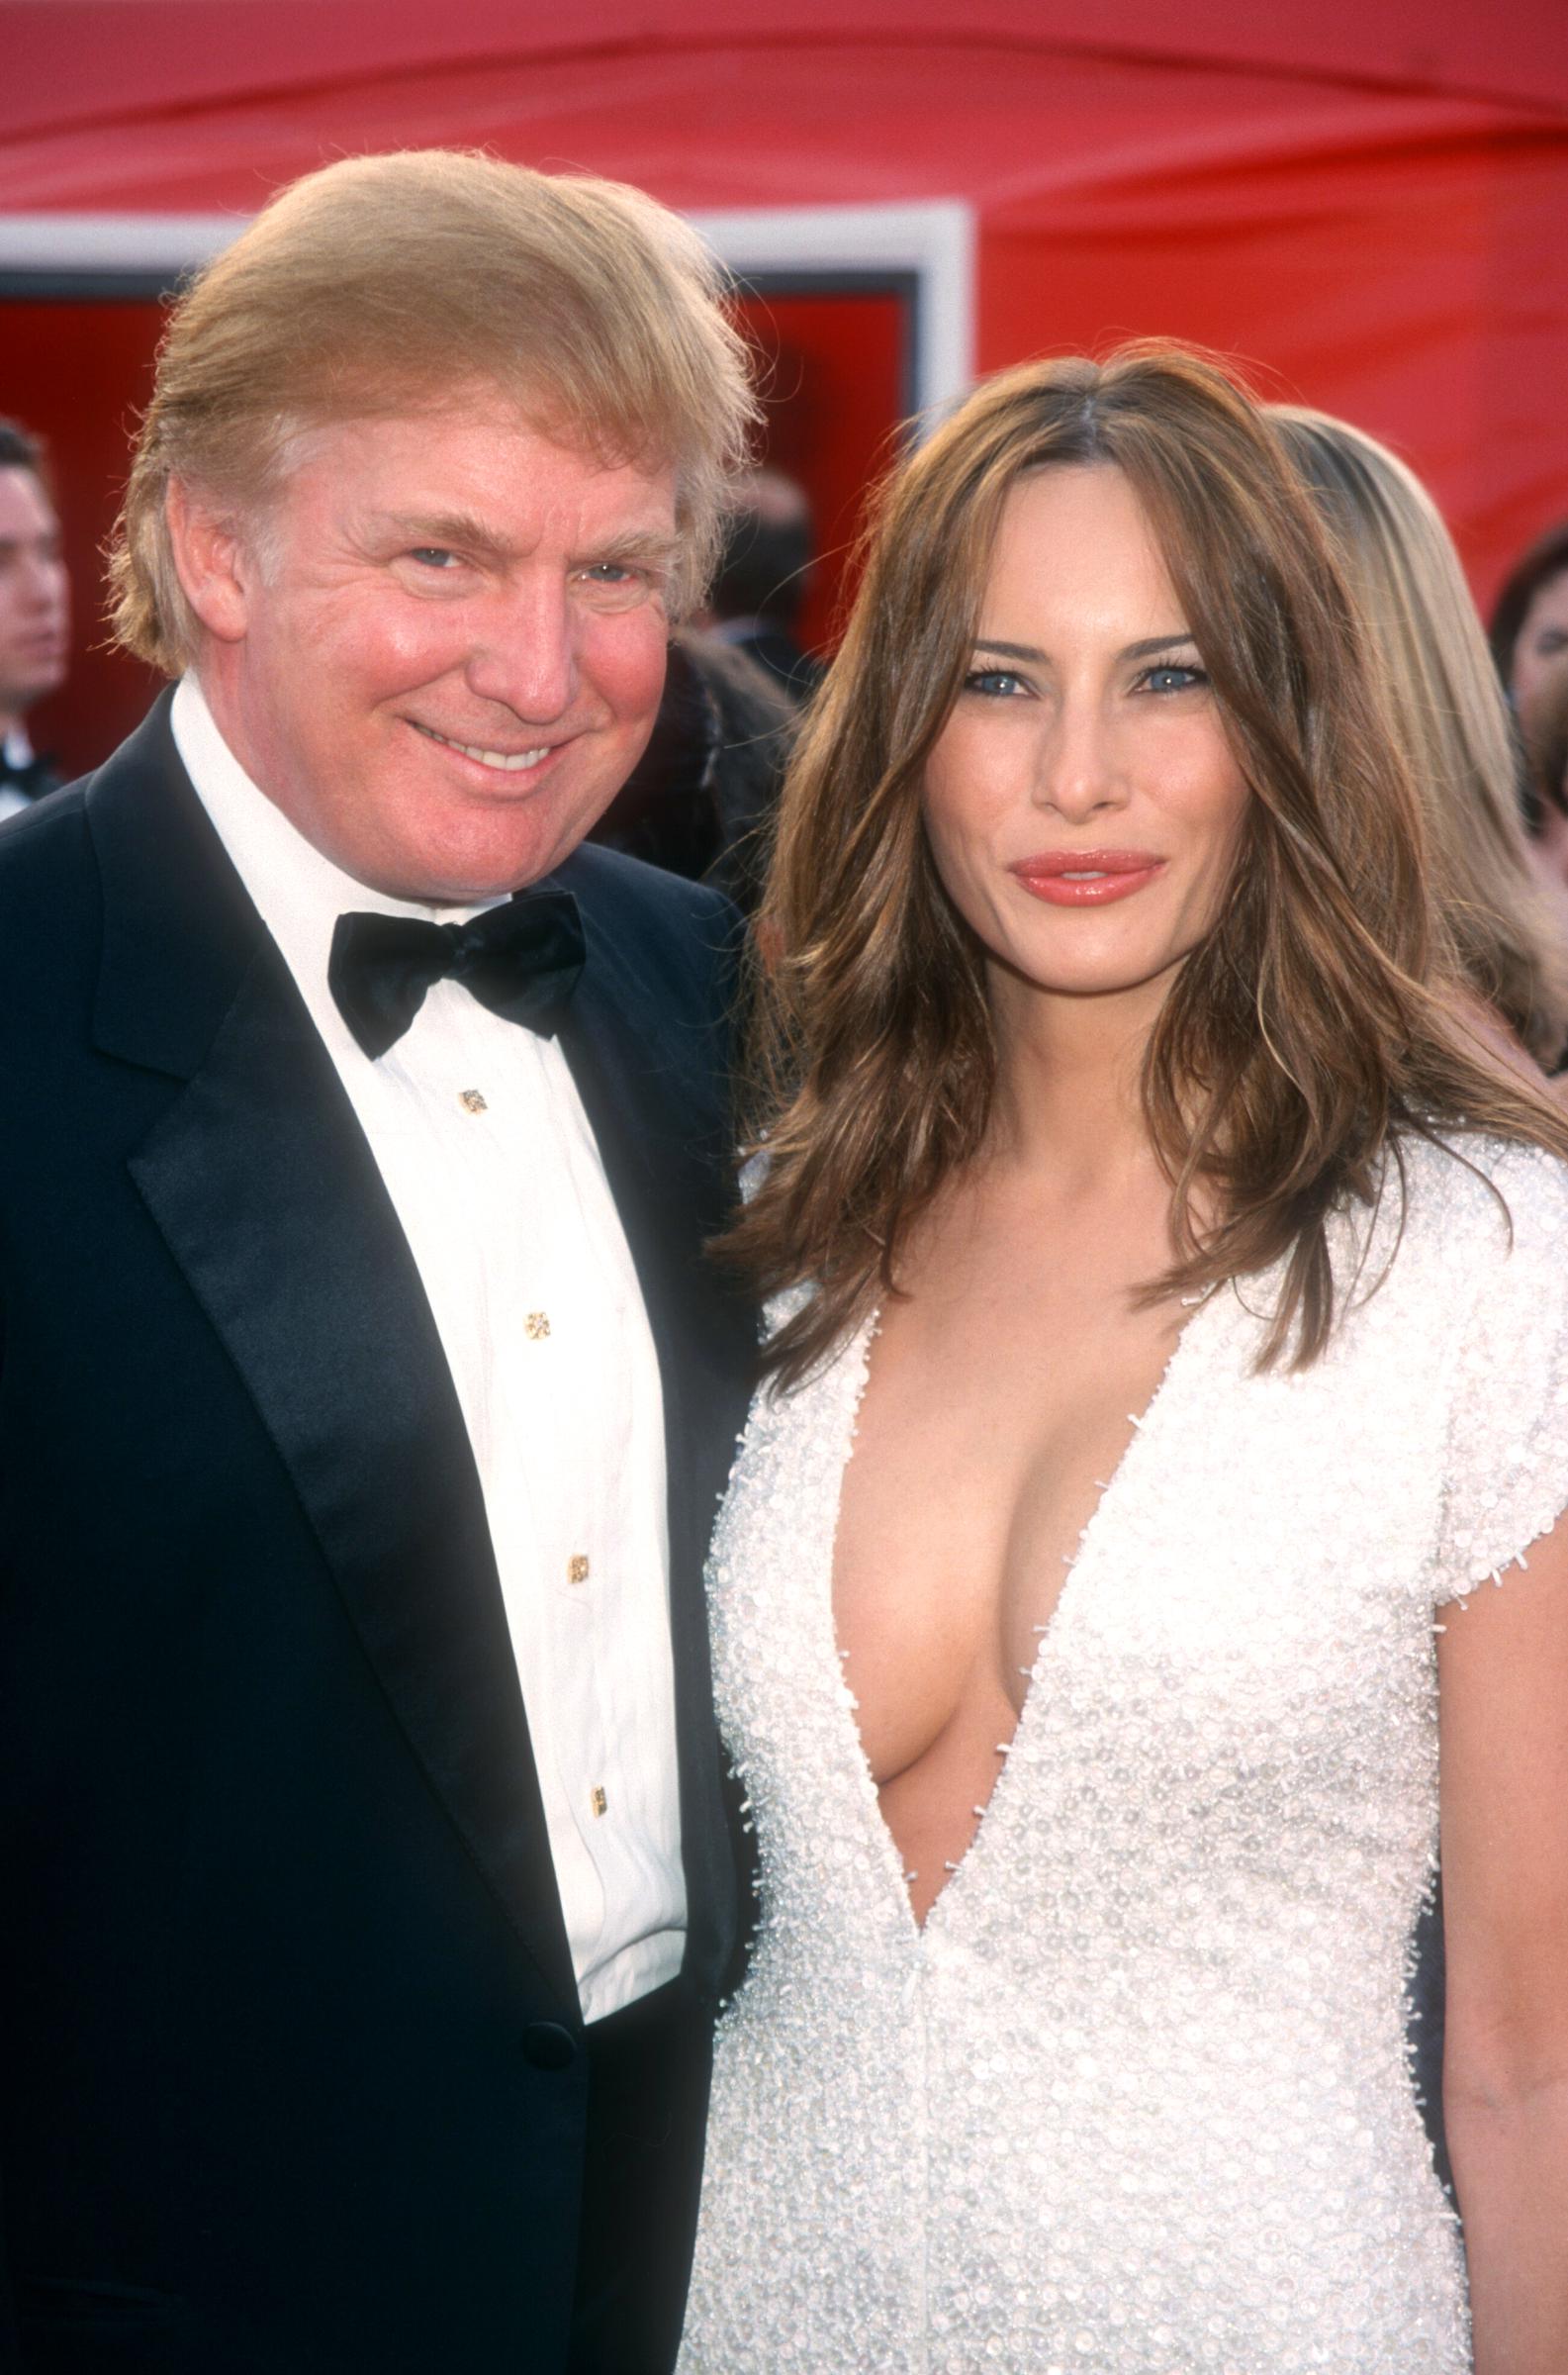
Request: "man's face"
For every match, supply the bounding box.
[0,466,69,732]
[183,398,680,900]
[1513,566,1568,743]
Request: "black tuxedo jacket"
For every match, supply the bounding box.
[0,697,757,2373]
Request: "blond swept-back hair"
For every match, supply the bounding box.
[720,344,1568,1386]
[1271,407,1568,1066]
[110,148,757,671]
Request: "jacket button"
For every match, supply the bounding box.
[523,2022,579,2072]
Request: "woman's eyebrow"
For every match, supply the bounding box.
[1121,632,1200,660]
[970,632,1200,663]
[971,638,1045,662]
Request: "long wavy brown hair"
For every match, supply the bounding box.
[719,344,1568,1384]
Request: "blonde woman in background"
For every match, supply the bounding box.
[1271,407,1568,1078]
[1272,406,1568,2224]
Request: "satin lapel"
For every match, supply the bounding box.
[91,707,577,2012]
[557,901,755,1997]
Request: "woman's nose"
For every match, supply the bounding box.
[1030,702,1128,819]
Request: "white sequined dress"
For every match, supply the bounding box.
[678,1137,1568,2374]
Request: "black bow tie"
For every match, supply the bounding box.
[328,889,586,1061]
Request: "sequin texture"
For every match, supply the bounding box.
[678,1137,1568,2373]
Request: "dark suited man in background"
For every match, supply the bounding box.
[0,150,757,2375]
[0,419,69,813]
[703,465,822,703]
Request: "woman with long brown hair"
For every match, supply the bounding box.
[677,348,1568,2373]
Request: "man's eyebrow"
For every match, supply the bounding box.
[378,510,507,555]
[586,527,683,568]
[374,513,681,569]
[970,632,1200,664]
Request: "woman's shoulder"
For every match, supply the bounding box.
[1312,1128,1568,1402]
[1405,1132,1568,1596]
[1391,1128,1568,1434]
[1392,1127,1568,1266]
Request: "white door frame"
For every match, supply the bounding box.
[691,199,974,426]
[0,197,975,427]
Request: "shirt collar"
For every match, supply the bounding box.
[170,674,504,1000]
[2,725,34,769]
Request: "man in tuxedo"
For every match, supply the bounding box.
[0,150,757,2374]
[0,418,69,813]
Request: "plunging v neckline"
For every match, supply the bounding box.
[825,1292,1215,1939]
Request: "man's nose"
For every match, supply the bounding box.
[1031,699,1128,821]
[464,578,576,723]
[19,550,65,615]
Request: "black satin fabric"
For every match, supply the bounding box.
[566,1980,712,2375]
[0,695,757,2373]
[326,892,586,1059]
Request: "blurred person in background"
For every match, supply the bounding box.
[590,626,796,913]
[0,418,70,815]
[1273,407,1568,2220]
[1490,520,1568,747]
[1272,409,1568,1077]
[703,464,822,703]
[1523,672,1568,894]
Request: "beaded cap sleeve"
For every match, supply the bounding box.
[1432,1139,1568,1604]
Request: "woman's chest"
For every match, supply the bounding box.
[831,1282,1189,1745]
[711,1282,1448,1813]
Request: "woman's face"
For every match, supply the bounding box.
[922,464,1251,1027]
[1512,565,1568,738]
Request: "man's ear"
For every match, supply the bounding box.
[165,477,257,645]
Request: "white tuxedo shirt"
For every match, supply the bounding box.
[172,674,685,2023]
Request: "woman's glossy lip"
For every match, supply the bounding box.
[1010,849,1162,878]
[1009,850,1165,906]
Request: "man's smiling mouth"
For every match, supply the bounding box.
[412,720,556,773]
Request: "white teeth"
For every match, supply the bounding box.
[1061,871,1107,881]
[417,723,551,772]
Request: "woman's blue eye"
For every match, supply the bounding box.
[964,668,1026,698]
[1142,663,1207,694]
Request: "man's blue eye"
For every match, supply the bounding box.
[409,548,459,568]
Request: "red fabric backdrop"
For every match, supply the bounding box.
[4,1,1567,771]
